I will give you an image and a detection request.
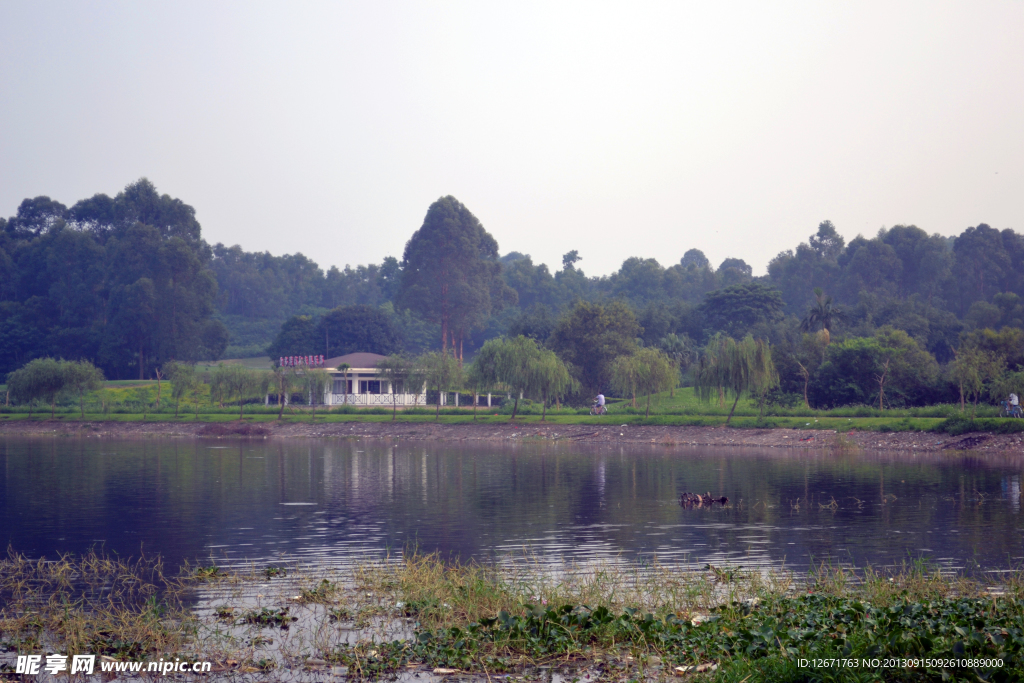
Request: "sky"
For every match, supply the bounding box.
[1,1,1022,277]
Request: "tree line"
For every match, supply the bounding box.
[6,182,1024,408]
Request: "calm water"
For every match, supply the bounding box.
[2,436,1023,574]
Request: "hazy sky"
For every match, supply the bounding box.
[1,2,1021,277]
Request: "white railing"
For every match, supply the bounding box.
[330,393,427,406]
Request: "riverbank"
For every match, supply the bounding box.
[2,550,1021,682]
[1,418,1023,453]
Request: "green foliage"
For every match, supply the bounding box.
[419,351,464,419]
[6,357,104,418]
[700,282,784,338]
[695,335,778,423]
[550,300,640,396]
[210,364,267,418]
[811,327,939,409]
[406,595,1024,679]
[610,348,677,417]
[397,196,517,357]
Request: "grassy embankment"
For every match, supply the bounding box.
[0,381,1017,435]
[2,550,1021,681]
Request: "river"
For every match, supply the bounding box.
[2,436,1022,575]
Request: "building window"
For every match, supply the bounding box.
[360,380,382,394]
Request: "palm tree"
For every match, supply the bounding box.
[800,288,844,345]
[338,363,351,404]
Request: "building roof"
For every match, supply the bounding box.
[325,352,388,370]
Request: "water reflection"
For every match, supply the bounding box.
[2,437,1023,573]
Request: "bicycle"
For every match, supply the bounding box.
[1000,400,1023,418]
[589,403,607,416]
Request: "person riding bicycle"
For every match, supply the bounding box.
[1011,393,1019,408]
[593,393,606,415]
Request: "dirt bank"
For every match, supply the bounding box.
[1,419,1023,453]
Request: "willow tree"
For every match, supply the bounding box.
[302,369,331,421]
[420,351,463,420]
[695,334,778,423]
[472,335,544,420]
[610,354,641,409]
[213,364,268,419]
[611,348,677,417]
[466,349,501,420]
[528,349,576,421]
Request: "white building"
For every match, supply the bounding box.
[322,352,427,407]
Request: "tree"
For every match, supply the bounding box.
[695,335,778,423]
[266,316,318,359]
[6,358,68,418]
[420,351,463,419]
[550,300,641,397]
[800,288,845,347]
[64,360,104,418]
[376,355,415,420]
[338,363,351,404]
[611,348,677,418]
[656,333,694,397]
[810,328,939,409]
[211,364,266,419]
[700,283,784,338]
[301,369,331,421]
[951,344,1002,415]
[317,305,402,357]
[166,362,199,418]
[472,336,544,420]
[397,196,517,360]
[466,353,499,420]
[527,348,576,421]
[269,365,297,419]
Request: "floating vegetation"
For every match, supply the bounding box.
[2,550,1023,681]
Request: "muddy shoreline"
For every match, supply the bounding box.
[1,419,1023,453]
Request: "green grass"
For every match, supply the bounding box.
[2,384,1017,434]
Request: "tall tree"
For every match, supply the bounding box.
[397,196,517,360]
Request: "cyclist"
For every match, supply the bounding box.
[593,393,606,415]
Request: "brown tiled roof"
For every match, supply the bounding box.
[325,352,388,370]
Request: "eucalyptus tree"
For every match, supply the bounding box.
[695,335,778,423]
[397,196,516,361]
